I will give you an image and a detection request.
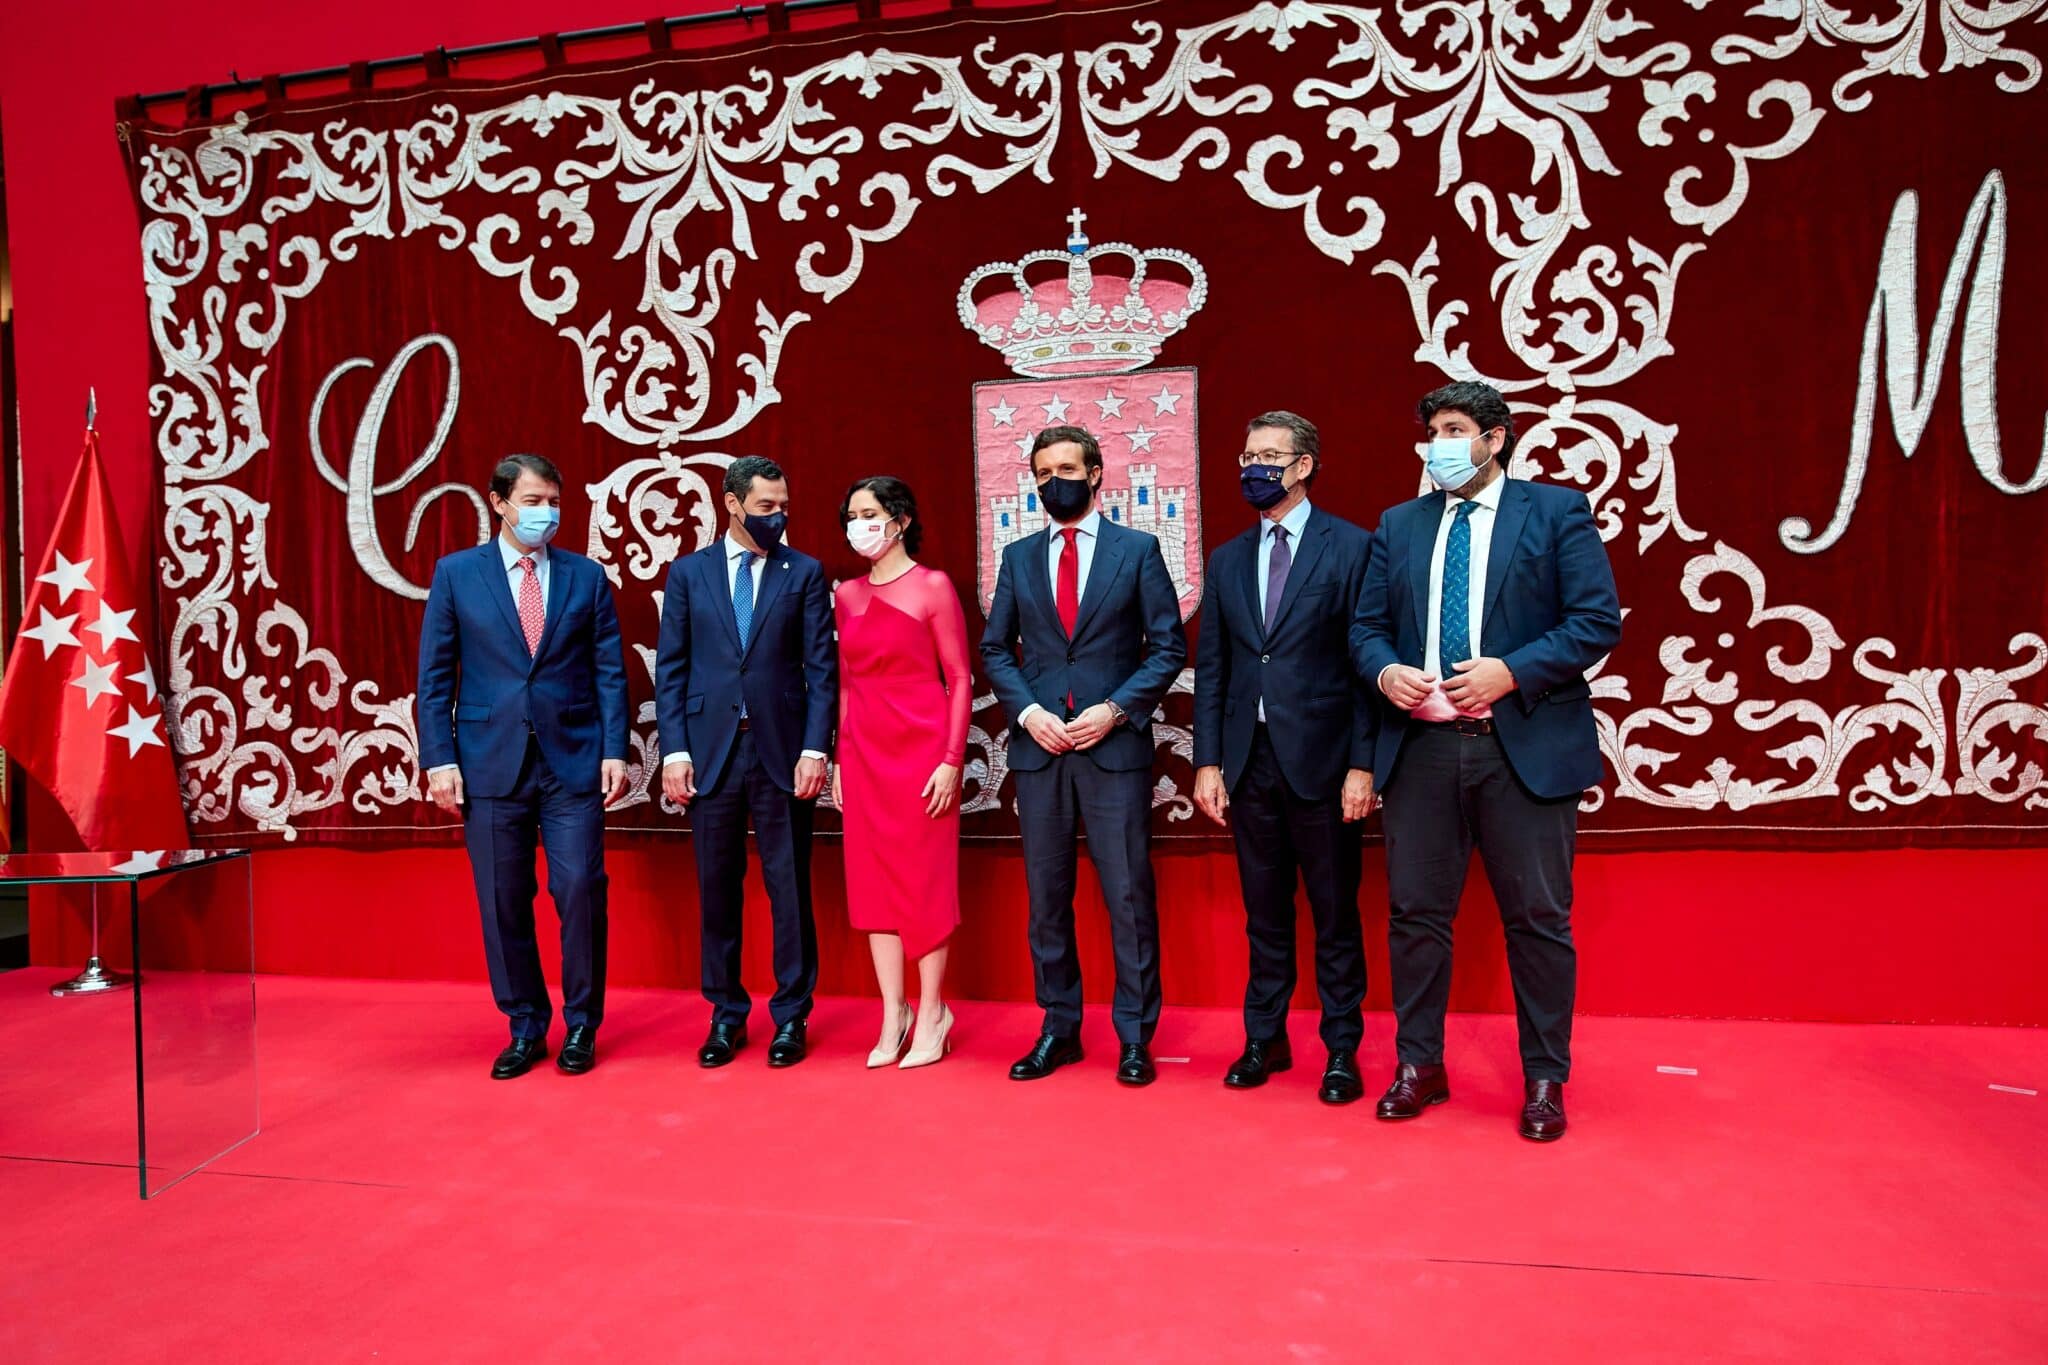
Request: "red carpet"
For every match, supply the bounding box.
[3,972,2044,1362]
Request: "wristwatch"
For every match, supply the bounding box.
[1103,699,1127,727]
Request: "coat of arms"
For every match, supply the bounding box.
[960,210,1208,618]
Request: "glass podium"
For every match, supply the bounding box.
[9,849,257,1197]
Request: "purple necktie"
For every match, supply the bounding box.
[1264,524,1291,634]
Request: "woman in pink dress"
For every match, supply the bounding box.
[833,476,972,1069]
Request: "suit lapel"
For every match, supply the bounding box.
[705,544,741,651]
[1265,511,1330,639]
[1480,480,1531,631]
[528,551,571,671]
[1407,493,1444,640]
[1024,527,1062,636]
[480,542,527,654]
[1235,527,1263,640]
[742,547,792,659]
[1069,523,1124,641]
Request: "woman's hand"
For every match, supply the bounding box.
[922,762,962,818]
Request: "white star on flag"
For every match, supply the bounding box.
[87,602,140,650]
[1127,423,1159,453]
[1094,390,1126,421]
[131,656,159,705]
[988,397,1018,427]
[1040,394,1071,424]
[107,704,167,758]
[20,606,81,659]
[1014,432,1035,459]
[1148,383,1182,416]
[69,656,124,706]
[36,551,96,603]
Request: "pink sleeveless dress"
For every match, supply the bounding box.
[834,565,973,957]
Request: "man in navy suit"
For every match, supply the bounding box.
[1192,411,1378,1104]
[1350,381,1622,1141]
[656,456,837,1069]
[980,425,1188,1087]
[418,453,630,1079]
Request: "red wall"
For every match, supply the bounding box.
[3,2,2042,1027]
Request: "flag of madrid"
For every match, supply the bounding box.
[0,428,187,849]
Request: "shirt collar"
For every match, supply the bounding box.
[725,532,762,561]
[1053,509,1102,540]
[498,534,546,570]
[1267,496,1313,542]
[1451,474,1508,513]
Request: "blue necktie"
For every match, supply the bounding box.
[1440,501,1478,669]
[733,550,756,646]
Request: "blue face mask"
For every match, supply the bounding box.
[1423,435,1493,492]
[743,510,788,551]
[508,504,560,548]
[1240,462,1295,510]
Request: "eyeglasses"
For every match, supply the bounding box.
[1237,450,1300,468]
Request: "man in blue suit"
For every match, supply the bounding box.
[981,425,1188,1087]
[418,453,630,1079]
[656,456,837,1070]
[1350,381,1622,1141]
[1192,411,1378,1104]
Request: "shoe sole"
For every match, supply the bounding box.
[556,1057,594,1074]
[1520,1125,1566,1142]
[1318,1087,1364,1106]
[698,1049,743,1068]
[767,1054,805,1068]
[1375,1091,1451,1120]
[1116,1073,1156,1087]
[492,1050,548,1080]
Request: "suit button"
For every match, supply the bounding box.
[1261,654,1271,663]
[740,665,748,676]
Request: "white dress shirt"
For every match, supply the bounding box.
[664,533,826,769]
[427,535,550,777]
[1381,474,1506,721]
[1019,510,1102,728]
[1254,497,1313,722]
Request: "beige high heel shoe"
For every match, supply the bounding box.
[899,1004,954,1069]
[867,1004,914,1069]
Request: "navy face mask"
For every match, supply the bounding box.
[1240,463,1293,510]
[743,510,788,550]
[1038,474,1095,523]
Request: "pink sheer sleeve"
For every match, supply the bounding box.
[834,582,853,739]
[923,570,973,765]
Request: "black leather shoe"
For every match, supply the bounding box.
[1009,1033,1083,1080]
[1116,1043,1156,1087]
[491,1037,548,1080]
[1319,1048,1365,1105]
[556,1025,597,1074]
[1520,1079,1567,1142]
[767,1020,808,1067]
[698,1022,747,1068]
[1224,1035,1292,1088]
[1375,1062,1450,1119]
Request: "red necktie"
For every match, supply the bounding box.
[1056,527,1080,637]
[517,555,545,655]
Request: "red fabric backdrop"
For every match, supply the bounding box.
[4,0,2045,1025]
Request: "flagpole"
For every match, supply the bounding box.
[47,389,134,997]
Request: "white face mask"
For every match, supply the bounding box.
[845,517,896,560]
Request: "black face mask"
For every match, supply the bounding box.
[742,510,788,551]
[1038,474,1095,524]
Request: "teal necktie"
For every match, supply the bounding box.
[1440,502,1478,668]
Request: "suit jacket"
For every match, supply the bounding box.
[416,541,630,800]
[979,518,1188,773]
[1192,505,1378,801]
[654,540,837,797]
[1349,478,1622,800]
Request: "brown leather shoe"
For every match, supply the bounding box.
[1375,1062,1450,1119]
[1520,1079,1567,1141]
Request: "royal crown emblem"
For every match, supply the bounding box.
[956,209,1209,378]
[965,210,1207,623]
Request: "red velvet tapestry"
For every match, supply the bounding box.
[118,0,2048,849]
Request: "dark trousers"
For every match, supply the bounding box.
[1380,725,1578,1081]
[1229,726,1366,1049]
[1015,756,1161,1046]
[691,729,819,1029]
[462,738,608,1041]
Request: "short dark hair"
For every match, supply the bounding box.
[724,455,786,501]
[490,453,562,500]
[840,475,923,555]
[1417,381,1517,462]
[1028,425,1102,477]
[1247,410,1320,483]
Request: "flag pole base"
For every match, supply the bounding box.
[50,956,132,996]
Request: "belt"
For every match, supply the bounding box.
[1418,716,1494,736]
